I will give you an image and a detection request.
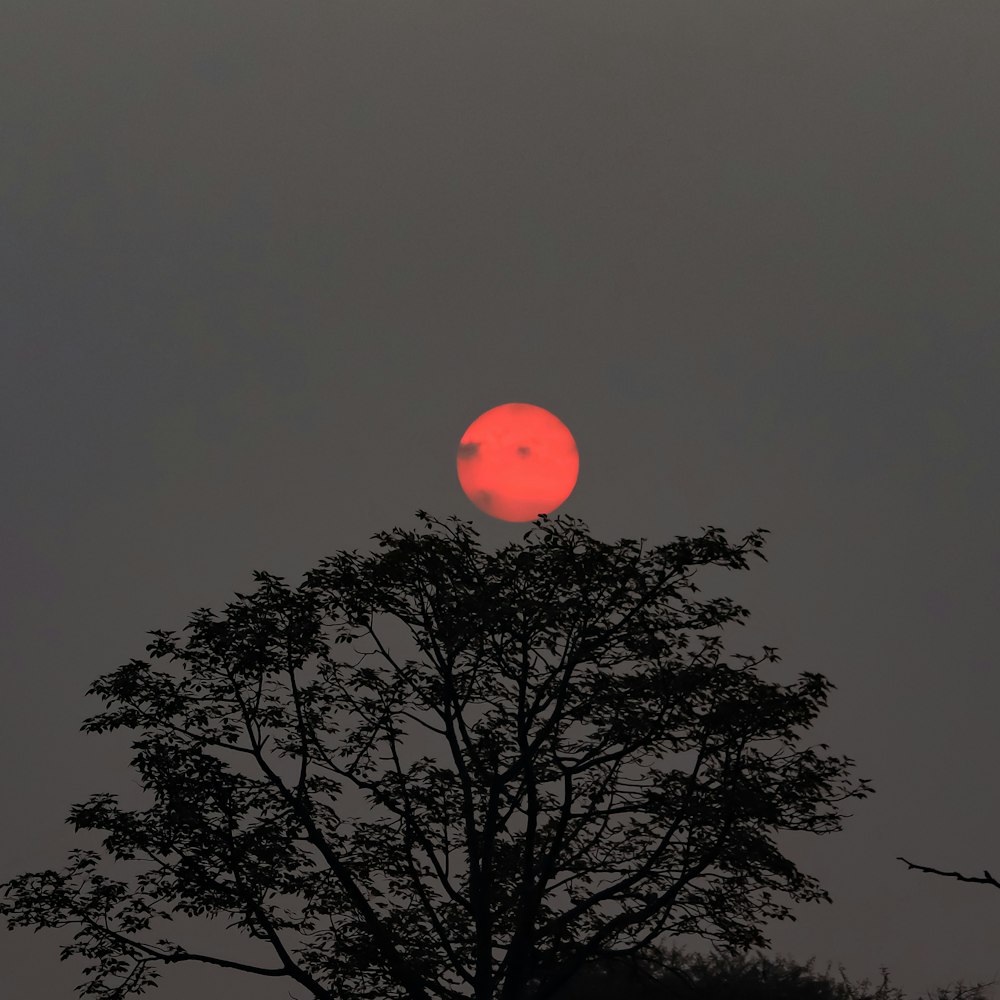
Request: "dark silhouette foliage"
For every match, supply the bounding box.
[544,943,997,1000]
[1,512,874,1000]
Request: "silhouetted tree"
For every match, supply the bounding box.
[0,512,874,1000]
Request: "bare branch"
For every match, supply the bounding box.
[897,856,1000,889]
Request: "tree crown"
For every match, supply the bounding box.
[0,512,874,1000]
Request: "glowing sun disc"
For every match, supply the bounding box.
[456,402,579,522]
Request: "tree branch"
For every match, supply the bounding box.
[223,657,434,1000]
[897,857,1000,889]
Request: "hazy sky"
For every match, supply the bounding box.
[3,3,999,998]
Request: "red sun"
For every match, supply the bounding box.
[456,403,579,522]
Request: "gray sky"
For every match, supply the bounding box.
[3,2,999,997]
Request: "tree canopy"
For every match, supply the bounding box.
[0,512,874,1000]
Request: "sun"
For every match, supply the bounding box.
[456,403,579,522]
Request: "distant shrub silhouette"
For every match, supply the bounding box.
[542,943,996,1000]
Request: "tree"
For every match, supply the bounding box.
[0,511,874,1000]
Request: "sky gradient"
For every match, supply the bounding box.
[2,3,999,998]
